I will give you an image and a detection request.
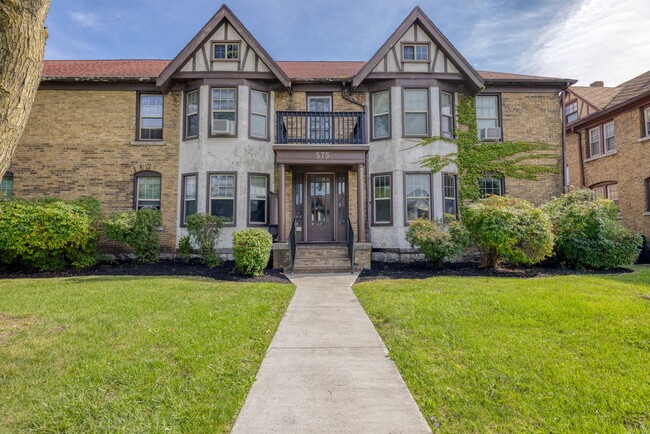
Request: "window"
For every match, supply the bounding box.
[604,121,615,152]
[478,175,504,198]
[250,90,269,139]
[592,182,619,206]
[646,178,650,212]
[0,172,13,199]
[440,91,454,138]
[403,43,428,61]
[135,172,161,210]
[589,127,602,157]
[565,101,578,124]
[405,173,431,222]
[138,94,163,141]
[248,174,268,225]
[184,90,199,139]
[644,107,650,137]
[403,89,428,136]
[476,95,500,141]
[181,174,197,225]
[372,174,392,225]
[209,173,236,224]
[211,88,236,135]
[212,42,239,60]
[372,90,390,139]
[443,173,458,216]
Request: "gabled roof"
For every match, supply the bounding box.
[607,69,650,108]
[42,60,169,81]
[277,61,365,80]
[352,6,483,91]
[156,4,291,89]
[569,86,620,110]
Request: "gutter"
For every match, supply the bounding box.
[40,76,158,83]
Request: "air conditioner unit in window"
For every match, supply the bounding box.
[479,127,501,141]
[212,119,235,135]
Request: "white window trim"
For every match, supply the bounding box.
[440,91,454,138]
[212,42,240,61]
[138,93,163,141]
[644,107,650,137]
[604,121,615,152]
[403,88,429,137]
[181,174,197,225]
[405,173,432,223]
[372,174,392,225]
[248,174,269,225]
[135,174,162,210]
[402,43,429,62]
[209,173,236,225]
[589,127,602,157]
[210,88,237,136]
[443,173,458,216]
[476,95,500,131]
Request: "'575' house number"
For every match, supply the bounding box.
[315,152,330,159]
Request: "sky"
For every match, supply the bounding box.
[44,0,650,87]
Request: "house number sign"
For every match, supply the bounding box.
[315,151,330,159]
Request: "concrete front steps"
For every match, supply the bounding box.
[292,244,356,274]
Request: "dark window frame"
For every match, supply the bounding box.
[402,87,430,138]
[478,174,505,198]
[401,42,430,62]
[590,181,619,205]
[565,99,578,124]
[209,86,238,138]
[247,172,270,226]
[476,93,502,142]
[371,172,393,226]
[404,171,433,225]
[135,92,164,142]
[180,173,198,227]
[643,106,650,138]
[207,171,237,227]
[440,90,455,138]
[645,178,650,212]
[248,88,270,141]
[1,171,13,199]
[183,89,200,140]
[133,171,162,210]
[370,89,391,141]
[211,40,241,62]
[442,172,459,217]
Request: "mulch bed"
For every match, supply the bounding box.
[357,260,634,282]
[0,259,291,284]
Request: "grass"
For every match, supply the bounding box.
[0,276,293,433]
[354,266,650,433]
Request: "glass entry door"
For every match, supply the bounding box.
[307,174,335,242]
[308,96,332,142]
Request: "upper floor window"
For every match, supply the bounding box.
[212,42,239,60]
[248,174,269,225]
[478,175,504,198]
[403,89,429,137]
[138,94,163,141]
[135,172,161,210]
[250,89,269,139]
[589,127,602,157]
[440,91,454,138]
[565,101,578,124]
[372,90,390,139]
[185,90,199,139]
[443,173,458,216]
[592,182,618,206]
[588,122,616,158]
[181,174,197,225]
[604,121,615,152]
[644,107,650,137]
[209,173,236,225]
[211,88,236,136]
[403,43,428,62]
[476,95,501,141]
[0,172,13,199]
[405,173,431,222]
[372,174,392,225]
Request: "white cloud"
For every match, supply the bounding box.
[522,0,650,86]
[69,11,100,29]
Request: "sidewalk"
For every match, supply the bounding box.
[231,274,431,434]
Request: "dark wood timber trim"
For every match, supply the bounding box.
[274,145,368,165]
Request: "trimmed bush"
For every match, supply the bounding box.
[103,208,162,263]
[177,235,194,262]
[185,214,224,268]
[232,228,272,276]
[405,218,468,267]
[463,195,554,268]
[0,199,100,270]
[543,189,641,269]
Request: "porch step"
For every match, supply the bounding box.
[292,245,355,274]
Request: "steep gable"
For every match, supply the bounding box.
[156,4,290,89]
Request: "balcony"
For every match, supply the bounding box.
[276,111,366,145]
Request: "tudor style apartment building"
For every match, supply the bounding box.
[4,5,575,270]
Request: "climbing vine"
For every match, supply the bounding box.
[415,95,559,207]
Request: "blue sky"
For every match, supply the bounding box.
[45,0,650,86]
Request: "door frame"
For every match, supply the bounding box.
[295,170,348,243]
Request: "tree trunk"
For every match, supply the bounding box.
[0,0,50,179]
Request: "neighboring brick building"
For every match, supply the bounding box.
[4,5,575,268]
[563,71,650,244]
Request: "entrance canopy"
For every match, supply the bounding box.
[273,145,368,166]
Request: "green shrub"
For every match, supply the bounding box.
[185,214,223,268]
[463,195,554,268]
[103,208,162,263]
[543,189,641,269]
[232,228,272,276]
[0,199,99,270]
[177,235,194,262]
[405,218,468,267]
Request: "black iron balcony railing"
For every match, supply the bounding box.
[276,111,366,144]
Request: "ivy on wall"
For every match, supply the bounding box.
[414,95,559,206]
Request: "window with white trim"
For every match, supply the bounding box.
[249,174,268,225]
[443,173,458,216]
[211,88,236,135]
[403,44,428,61]
[644,107,650,137]
[209,173,236,224]
[478,175,504,198]
[135,172,161,210]
[181,174,197,225]
[403,89,428,136]
[372,90,390,139]
[250,90,268,139]
[440,91,454,138]
[476,95,499,132]
[212,42,239,60]
[406,173,431,222]
[372,174,391,225]
[0,172,13,199]
[589,127,602,157]
[138,94,163,141]
[604,121,615,152]
[185,90,199,139]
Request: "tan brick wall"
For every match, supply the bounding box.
[568,109,650,239]
[500,92,563,205]
[565,131,582,189]
[9,89,180,251]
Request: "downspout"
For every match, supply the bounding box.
[561,90,568,192]
[577,130,585,188]
[366,151,371,244]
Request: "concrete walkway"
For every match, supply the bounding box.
[231,274,431,434]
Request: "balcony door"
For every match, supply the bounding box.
[308,96,332,142]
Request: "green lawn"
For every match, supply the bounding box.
[0,276,293,433]
[354,266,650,433]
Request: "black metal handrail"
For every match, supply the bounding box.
[347,217,355,274]
[277,111,366,144]
[288,217,297,274]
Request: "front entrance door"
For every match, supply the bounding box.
[307,173,335,242]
